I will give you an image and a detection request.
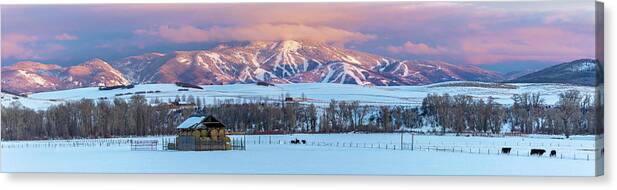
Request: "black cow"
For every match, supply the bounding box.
[291,139,300,144]
[550,150,557,157]
[530,149,546,156]
[501,147,512,154]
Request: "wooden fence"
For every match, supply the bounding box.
[130,140,158,151]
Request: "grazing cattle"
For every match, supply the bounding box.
[301,140,306,144]
[501,147,512,154]
[530,149,546,156]
[291,139,300,144]
[550,150,557,157]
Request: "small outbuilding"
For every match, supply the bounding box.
[171,115,233,151]
[158,101,197,110]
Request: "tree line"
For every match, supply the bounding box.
[421,90,600,137]
[1,90,601,140]
[1,96,193,140]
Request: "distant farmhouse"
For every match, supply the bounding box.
[157,101,197,110]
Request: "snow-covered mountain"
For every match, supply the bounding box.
[3,40,504,93]
[509,59,599,86]
[1,59,130,93]
[110,40,503,85]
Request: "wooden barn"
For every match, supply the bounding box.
[170,115,233,151]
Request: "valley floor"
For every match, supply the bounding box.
[1,82,596,110]
[0,133,602,176]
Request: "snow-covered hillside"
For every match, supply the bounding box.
[110,40,503,86]
[1,82,595,110]
[509,59,598,86]
[1,59,130,93]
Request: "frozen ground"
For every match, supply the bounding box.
[1,82,595,110]
[0,133,601,176]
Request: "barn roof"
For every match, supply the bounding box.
[176,116,205,129]
[176,115,226,130]
[202,115,226,128]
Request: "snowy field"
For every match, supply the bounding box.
[1,82,595,110]
[0,133,602,176]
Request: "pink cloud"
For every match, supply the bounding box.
[385,26,593,65]
[54,33,79,41]
[2,33,67,60]
[2,3,596,65]
[137,24,376,44]
[387,42,448,55]
[459,27,593,64]
[1,34,40,59]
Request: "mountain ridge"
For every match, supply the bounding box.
[508,59,598,86]
[108,40,504,86]
[1,40,550,94]
[1,59,129,94]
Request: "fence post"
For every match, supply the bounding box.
[400,132,403,151]
[411,133,415,151]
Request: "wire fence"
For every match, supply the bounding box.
[1,138,134,149]
[1,136,600,161]
[0,137,247,152]
[400,143,598,161]
[242,138,599,161]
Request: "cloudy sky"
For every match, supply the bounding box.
[1,1,598,72]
